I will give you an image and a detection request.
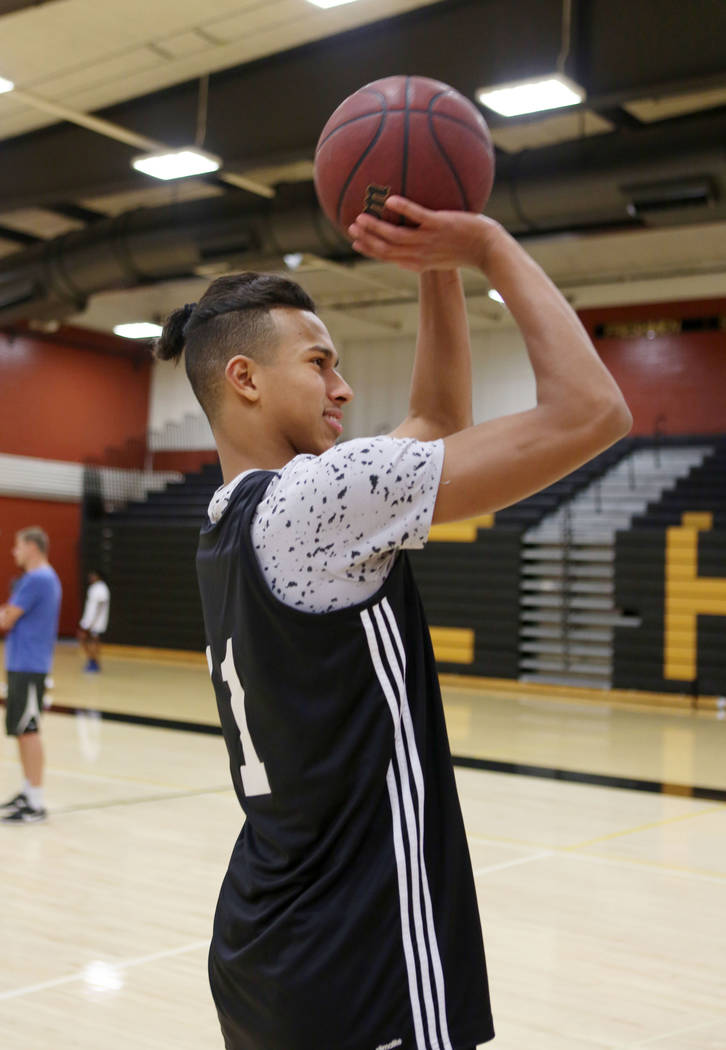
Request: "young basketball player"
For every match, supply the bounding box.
[0,527,62,824]
[155,197,631,1050]
[77,569,111,672]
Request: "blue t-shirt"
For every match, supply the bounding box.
[5,566,62,673]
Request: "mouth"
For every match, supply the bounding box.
[323,410,343,436]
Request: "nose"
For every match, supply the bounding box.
[331,370,354,403]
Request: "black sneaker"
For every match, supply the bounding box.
[0,791,27,812]
[1,802,47,824]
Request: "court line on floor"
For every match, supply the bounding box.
[49,784,233,815]
[0,939,210,1002]
[466,833,726,883]
[23,703,726,802]
[567,804,721,850]
[452,753,726,802]
[473,850,554,876]
[564,848,726,885]
[618,1015,724,1047]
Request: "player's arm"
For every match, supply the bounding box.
[79,595,97,632]
[0,603,24,632]
[349,197,632,523]
[390,270,472,441]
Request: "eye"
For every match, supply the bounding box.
[312,356,326,368]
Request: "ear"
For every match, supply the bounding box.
[224,355,260,403]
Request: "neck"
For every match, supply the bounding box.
[215,431,296,485]
[24,553,47,572]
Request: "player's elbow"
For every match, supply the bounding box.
[583,393,633,453]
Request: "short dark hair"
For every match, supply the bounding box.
[154,272,315,421]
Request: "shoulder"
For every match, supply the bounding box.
[274,435,444,492]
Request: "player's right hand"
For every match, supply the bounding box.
[348,195,501,273]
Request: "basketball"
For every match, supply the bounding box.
[313,75,495,235]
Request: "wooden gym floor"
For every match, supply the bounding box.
[1,641,725,1050]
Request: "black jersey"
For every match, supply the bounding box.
[196,470,494,1050]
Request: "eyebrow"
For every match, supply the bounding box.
[310,345,340,369]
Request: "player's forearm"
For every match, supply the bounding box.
[405,271,473,436]
[478,225,630,428]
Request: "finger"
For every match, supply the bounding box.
[349,212,423,245]
[381,195,431,225]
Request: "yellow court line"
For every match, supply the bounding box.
[567,848,726,884]
[467,831,555,850]
[564,805,724,851]
[466,833,726,883]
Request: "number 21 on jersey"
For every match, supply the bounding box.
[206,639,271,797]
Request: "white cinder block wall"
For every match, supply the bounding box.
[147,327,537,444]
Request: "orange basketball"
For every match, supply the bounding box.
[314,74,495,235]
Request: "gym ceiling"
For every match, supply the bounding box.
[0,0,724,342]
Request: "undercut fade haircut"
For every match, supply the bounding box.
[18,526,49,554]
[153,272,316,422]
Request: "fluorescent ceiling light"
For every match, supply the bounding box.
[131,148,220,181]
[306,0,360,7]
[477,74,584,117]
[0,77,14,94]
[114,322,163,339]
[488,289,505,305]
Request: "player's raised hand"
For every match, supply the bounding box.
[348,196,501,273]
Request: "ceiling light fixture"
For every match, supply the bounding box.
[132,148,221,181]
[477,73,584,117]
[0,76,14,94]
[478,0,584,118]
[114,322,164,339]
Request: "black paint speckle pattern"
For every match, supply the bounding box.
[208,436,444,612]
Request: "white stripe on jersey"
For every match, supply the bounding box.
[378,599,454,1050]
[385,761,427,1050]
[360,603,453,1050]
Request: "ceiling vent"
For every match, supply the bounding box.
[622,176,718,219]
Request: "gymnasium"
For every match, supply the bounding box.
[1,1,725,1048]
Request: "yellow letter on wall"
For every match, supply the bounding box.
[664,513,726,680]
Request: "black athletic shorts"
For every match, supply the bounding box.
[5,671,45,736]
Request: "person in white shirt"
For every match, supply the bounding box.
[77,570,110,673]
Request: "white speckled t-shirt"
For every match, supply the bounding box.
[207,435,445,613]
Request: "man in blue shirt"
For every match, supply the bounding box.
[0,526,62,824]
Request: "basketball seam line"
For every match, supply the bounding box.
[400,76,410,223]
[315,106,488,154]
[333,89,388,226]
[427,94,468,210]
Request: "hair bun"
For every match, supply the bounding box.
[153,306,189,362]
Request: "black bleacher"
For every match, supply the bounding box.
[82,461,223,649]
[630,438,726,529]
[494,437,636,527]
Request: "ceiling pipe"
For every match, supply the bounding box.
[0,193,350,324]
[0,140,725,325]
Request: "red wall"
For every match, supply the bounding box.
[0,325,151,638]
[0,497,82,637]
[151,449,218,473]
[579,299,726,436]
[0,325,151,463]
